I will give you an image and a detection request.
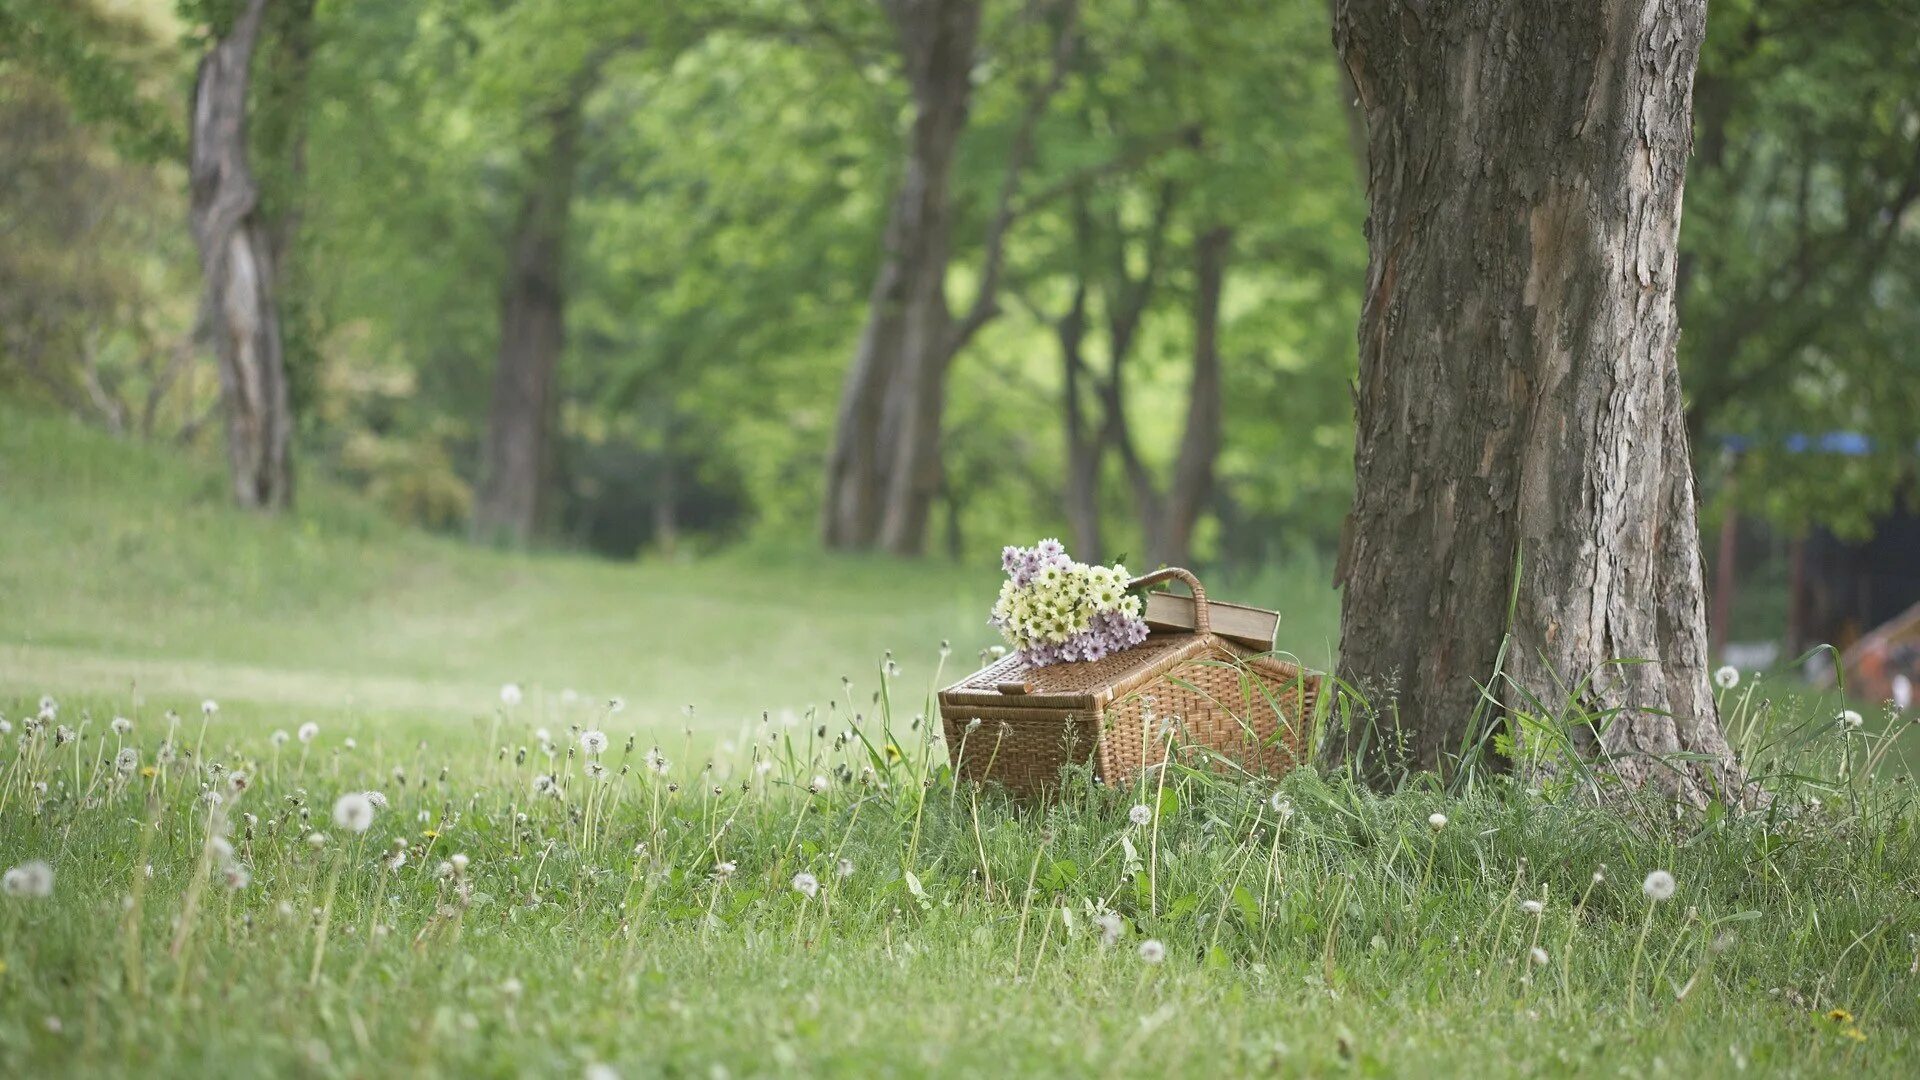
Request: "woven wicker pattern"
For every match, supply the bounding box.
[1098,645,1315,782]
[938,568,1320,795]
[938,707,1100,792]
[947,636,1195,698]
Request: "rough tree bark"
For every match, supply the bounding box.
[1329,0,1741,803]
[472,91,586,545]
[188,0,294,511]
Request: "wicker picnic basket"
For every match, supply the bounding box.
[937,568,1320,794]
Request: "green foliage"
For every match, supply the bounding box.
[1684,0,1920,535]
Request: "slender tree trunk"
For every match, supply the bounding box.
[188,0,293,511]
[472,93,585,545]
[822,0,980,552]
[1151,225,1231,569]
[1057,278,1104,560]
[1329,0,1741,803]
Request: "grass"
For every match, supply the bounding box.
[2,404,1917,1077]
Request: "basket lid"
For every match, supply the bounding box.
[939,635,1207,710]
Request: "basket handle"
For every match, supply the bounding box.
[1127,566,1209,635]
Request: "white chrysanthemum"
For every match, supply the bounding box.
[499,683,523,707]
[1129,804,1153,826]
[332,792,374,833]
[580,729,608,754]
[1138,939,1166,963]
[1642,869,1676,902]
[1520,899,1544,915]
[1713,665,1740,690]
[297,722,319,743]
[2,860,54,899]
[792,871,819,899]
[110,716,133,735]
[1428,812,1448,830]
[115,747,138,774]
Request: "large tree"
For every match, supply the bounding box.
[188,0,295,509]
[1329,0,1741,802]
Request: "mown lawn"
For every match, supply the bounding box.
[2,406,1914,1077]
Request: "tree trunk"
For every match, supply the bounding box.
[472,93,585,545]
[1329,0,1740,804]
[822,0,980,552]
[188,0,293,511]
[1151,225,1231,570]
[1057,278,1104,560]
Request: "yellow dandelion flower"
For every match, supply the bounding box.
[422,829,439,840]
[1826,1008,1854,1024]
[1842,1025,1866,1043]
[140,766,157,778]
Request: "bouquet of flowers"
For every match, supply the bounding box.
[989,539,1150,666]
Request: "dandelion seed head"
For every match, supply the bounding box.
[835,858,854,880]
[297,722,319,743]
[332,793,374,833]
[1138,939,1166,963]
[1840,710,1864,730]
[792,871,819,899]
[110,716,133,735]
[1528,946,1548,966]
[2,861,54,899]
[1521,899,1544,915]
[580,729,608,754]
[808,775,829,794]
[115,748,138,773]
[1428,812,1448,830]
[1713,665,1740,690]
[499,683,523,707]
[1642,869,1676,902]
[1129,804,1153,826]
[363,790,388,809]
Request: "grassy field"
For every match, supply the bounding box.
[2,407,1916,1077]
